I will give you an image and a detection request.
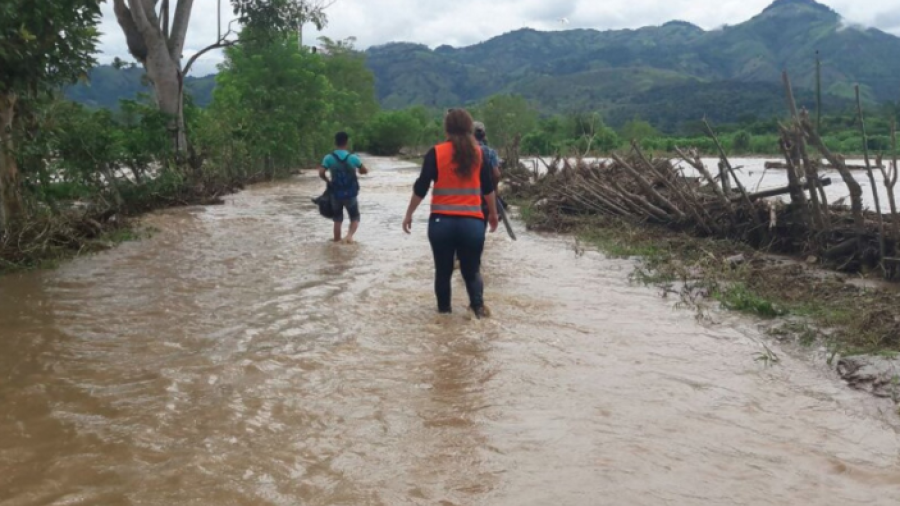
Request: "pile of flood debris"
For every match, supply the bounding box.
[505,77,900,280]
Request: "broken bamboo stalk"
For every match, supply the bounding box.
[808,157,831,212]
[777,127,815,228]
[794,122,829,228]
[779,73,811,212]
[797,134,830,231]
[763,161,883,171]
[570,176,632,217]
[884,119,900,239]
[735,177,833,202]
[612,153,687,220]
[563,170,640,218]
[825,237,861,259]
[855,85,886,274]
[559,184,620,216]
[674,146,733,212]
[701,119,762,227]
[718,160,731,194]
[782,70,800,120]
[801,117,865,228]
[612,191,656,218]
[815,51,823,132]
[608,177,674,222]
[632,142,714,233]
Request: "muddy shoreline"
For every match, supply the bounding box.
[0,169,305,276]
[514,203,900,406]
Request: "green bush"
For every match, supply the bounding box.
[716,283,786,318]
[360,110,422,156]
[732,130,752,153]
[619,119,658,142]
[868,135,891,152]
[521,131,557,156]
[749,134,778,154]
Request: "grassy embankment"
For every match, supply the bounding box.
[0,169,301,276]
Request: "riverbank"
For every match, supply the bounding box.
[516,202,900,403]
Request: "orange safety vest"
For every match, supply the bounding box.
[432,141,484,219]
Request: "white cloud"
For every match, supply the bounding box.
[837,17,867,33]
[97,0,900,76]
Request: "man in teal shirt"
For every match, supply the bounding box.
[319,132,368,243]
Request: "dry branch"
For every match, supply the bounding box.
[856,85,887,274]
[801,115,865,228]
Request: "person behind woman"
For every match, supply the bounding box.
[402,109,499,318]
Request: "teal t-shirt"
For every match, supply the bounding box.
[322,150,363,175]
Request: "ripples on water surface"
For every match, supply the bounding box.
[1,158,899,505]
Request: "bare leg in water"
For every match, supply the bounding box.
[333,198,361,243]
[345,221,359,244]
[343,199,361,244]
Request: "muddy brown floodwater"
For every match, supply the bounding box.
[2,157,900,506]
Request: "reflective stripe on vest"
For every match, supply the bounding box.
[432,188,481,196]
[432,204,483,213]
[431,141,484,219]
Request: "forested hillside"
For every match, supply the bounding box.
[66,0,898,132]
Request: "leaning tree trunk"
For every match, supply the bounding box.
[0,93,24,229]
[144,45,188,152]
[113,0,193,154]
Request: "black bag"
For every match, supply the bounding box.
[312,184,335,219]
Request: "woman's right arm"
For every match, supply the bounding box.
[404,149,437,234]
[412,149,437,198]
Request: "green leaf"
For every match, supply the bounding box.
[19,26,36,42]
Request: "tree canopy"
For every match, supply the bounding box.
[0,0,101,96]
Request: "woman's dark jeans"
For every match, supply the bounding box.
[427,214,486,312]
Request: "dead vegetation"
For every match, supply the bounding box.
[0,173,249,273]
[505,74,900,280]
[503,71,900,353]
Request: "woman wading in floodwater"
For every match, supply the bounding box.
[402,109,499,318]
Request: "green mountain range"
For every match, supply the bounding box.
[67,0,900,132]
[65,65,216,109]
[367,0,900,128]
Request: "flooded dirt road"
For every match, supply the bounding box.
[2,158,899,505]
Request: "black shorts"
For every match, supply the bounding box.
[331,196,360,223]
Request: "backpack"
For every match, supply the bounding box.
[312,184,335,219]
[329,151,360,200]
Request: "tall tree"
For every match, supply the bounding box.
[620,118,659,143]
[0,0,101,228]
[211,30,334,172]
[475,95,539,150]
[199,27,377,174]
[111,0,329,152]
[318,36,378,130]
[296,1,336,48]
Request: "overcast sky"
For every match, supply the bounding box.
[98,0,900,76]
